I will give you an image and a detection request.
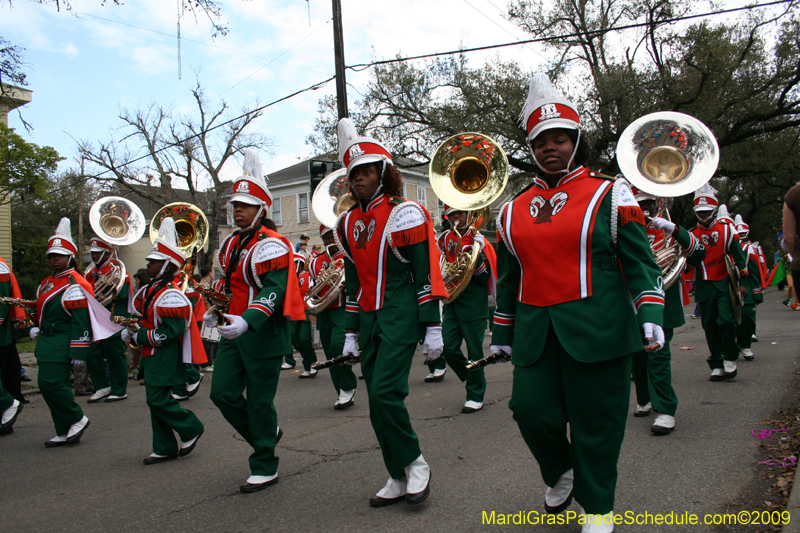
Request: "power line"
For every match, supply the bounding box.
[16,0,792,205]
[347,0,794,70]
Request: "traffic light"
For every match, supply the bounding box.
[309,160,328,196]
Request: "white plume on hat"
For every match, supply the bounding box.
[734,214,744,226]
[46,217,78,257]
[337,118,360,165]
[717,204,733,222]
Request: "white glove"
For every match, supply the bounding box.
[650,217,676,234]
[121,329,134,344]
[202,307,219,327]
[71,359,86,366]
[29,327,40,340]
[217,314,249,340]
[643,323,665,351]
[490,345,513,357]
[343,333,359,357]
[474,233,486,247]
[423,326,444,360]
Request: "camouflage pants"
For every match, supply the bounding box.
[72,362,94,396]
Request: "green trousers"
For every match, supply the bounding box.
[0,371,13,412]
[320,313,357,394]
[145,383,204,456]
[737,304,756,350]
[172,363,202,397]
[210,339,282,476]
[632,329,678,416]
[87,335,128,396]
[290,319,316,371]
[508,325,631,515]
[361,332,422,480]
[439,310,486,402]
[38,361,85,435]
[699,287,739,369]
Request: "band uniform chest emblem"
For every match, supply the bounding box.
[354,219,377,249]
[701,232,719,248]
[446,238,459,260]
[530,192,569,224]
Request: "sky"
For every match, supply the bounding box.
[0,0,769,188]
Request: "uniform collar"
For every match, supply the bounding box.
[358,194,386,213]
[534,166,587,189]
[53,268,75,280]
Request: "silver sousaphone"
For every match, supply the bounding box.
[88,196,147,306]
[617,111,719,290]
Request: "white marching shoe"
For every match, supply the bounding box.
[633,402,652,417]
[582,512,615,533]
[334,389,355,410]
[281,362,294,370]
[709,368,724,382]
[404,454,431,504]
[740,348,754,360]
[87,387,111,403]
[462,400,483,414]
[424,368,446,383]
[544,468,573,514]
[723,360,737,379]
[66,415,90,444]
[369,477,407,507]
[651,414,675,435]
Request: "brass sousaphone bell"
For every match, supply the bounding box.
[305,168,354,314]
[88,196,147,306]
[617,111,719,290]
[429,132,508,303]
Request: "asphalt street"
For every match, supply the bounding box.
[2,286,799,533]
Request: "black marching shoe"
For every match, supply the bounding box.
[240,475,279,493]
[369,478,407,507]
[143,454,178,465]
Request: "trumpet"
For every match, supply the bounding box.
[311,352,361,370]
[0,297,37,326]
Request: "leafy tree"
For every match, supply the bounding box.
[0,122,63,204]
[78,81,273,270]
[10,172,98,298]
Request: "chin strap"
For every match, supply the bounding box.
[241,205,265,232]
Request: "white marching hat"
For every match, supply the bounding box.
[337,118,393,178]
[47,218,78,257]
[520,73,581,142]
[693,183,719,212]
[717,204,734,223]
[88,236,114,254]
[146,218,186,269]
[230,149,273,208]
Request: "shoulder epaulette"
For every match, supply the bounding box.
[387,196,406,206]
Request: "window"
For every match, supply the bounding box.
[297,193,309,223]
[417,186,426,206]
[437,197,445,219]
[403,184,408,198]
[272,197,283,226]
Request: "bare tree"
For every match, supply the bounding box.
[78,81,273,269]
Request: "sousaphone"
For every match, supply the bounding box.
[306,169,354,313]
[429,132,508,303]
[88,196,147,306]
[617,111,719,290]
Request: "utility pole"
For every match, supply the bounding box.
[78,157,85,264]
[331,0,348,120]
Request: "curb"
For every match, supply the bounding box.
[785,473,800,533]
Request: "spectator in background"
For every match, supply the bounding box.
[295,233,310,253]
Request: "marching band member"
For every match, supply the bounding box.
[207,149,305,493]
[33,218,98,447]
[84,236,132,403]
[690,185,748,381]
[0,255,25,435]
[630,188,705,435]
[492,74,664,532]
[292,252,318,378]
[335,118,448,506]
[309,225,356,409]
[735,214,761,360]
[125,218,205,464]
[435,205,496,413]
